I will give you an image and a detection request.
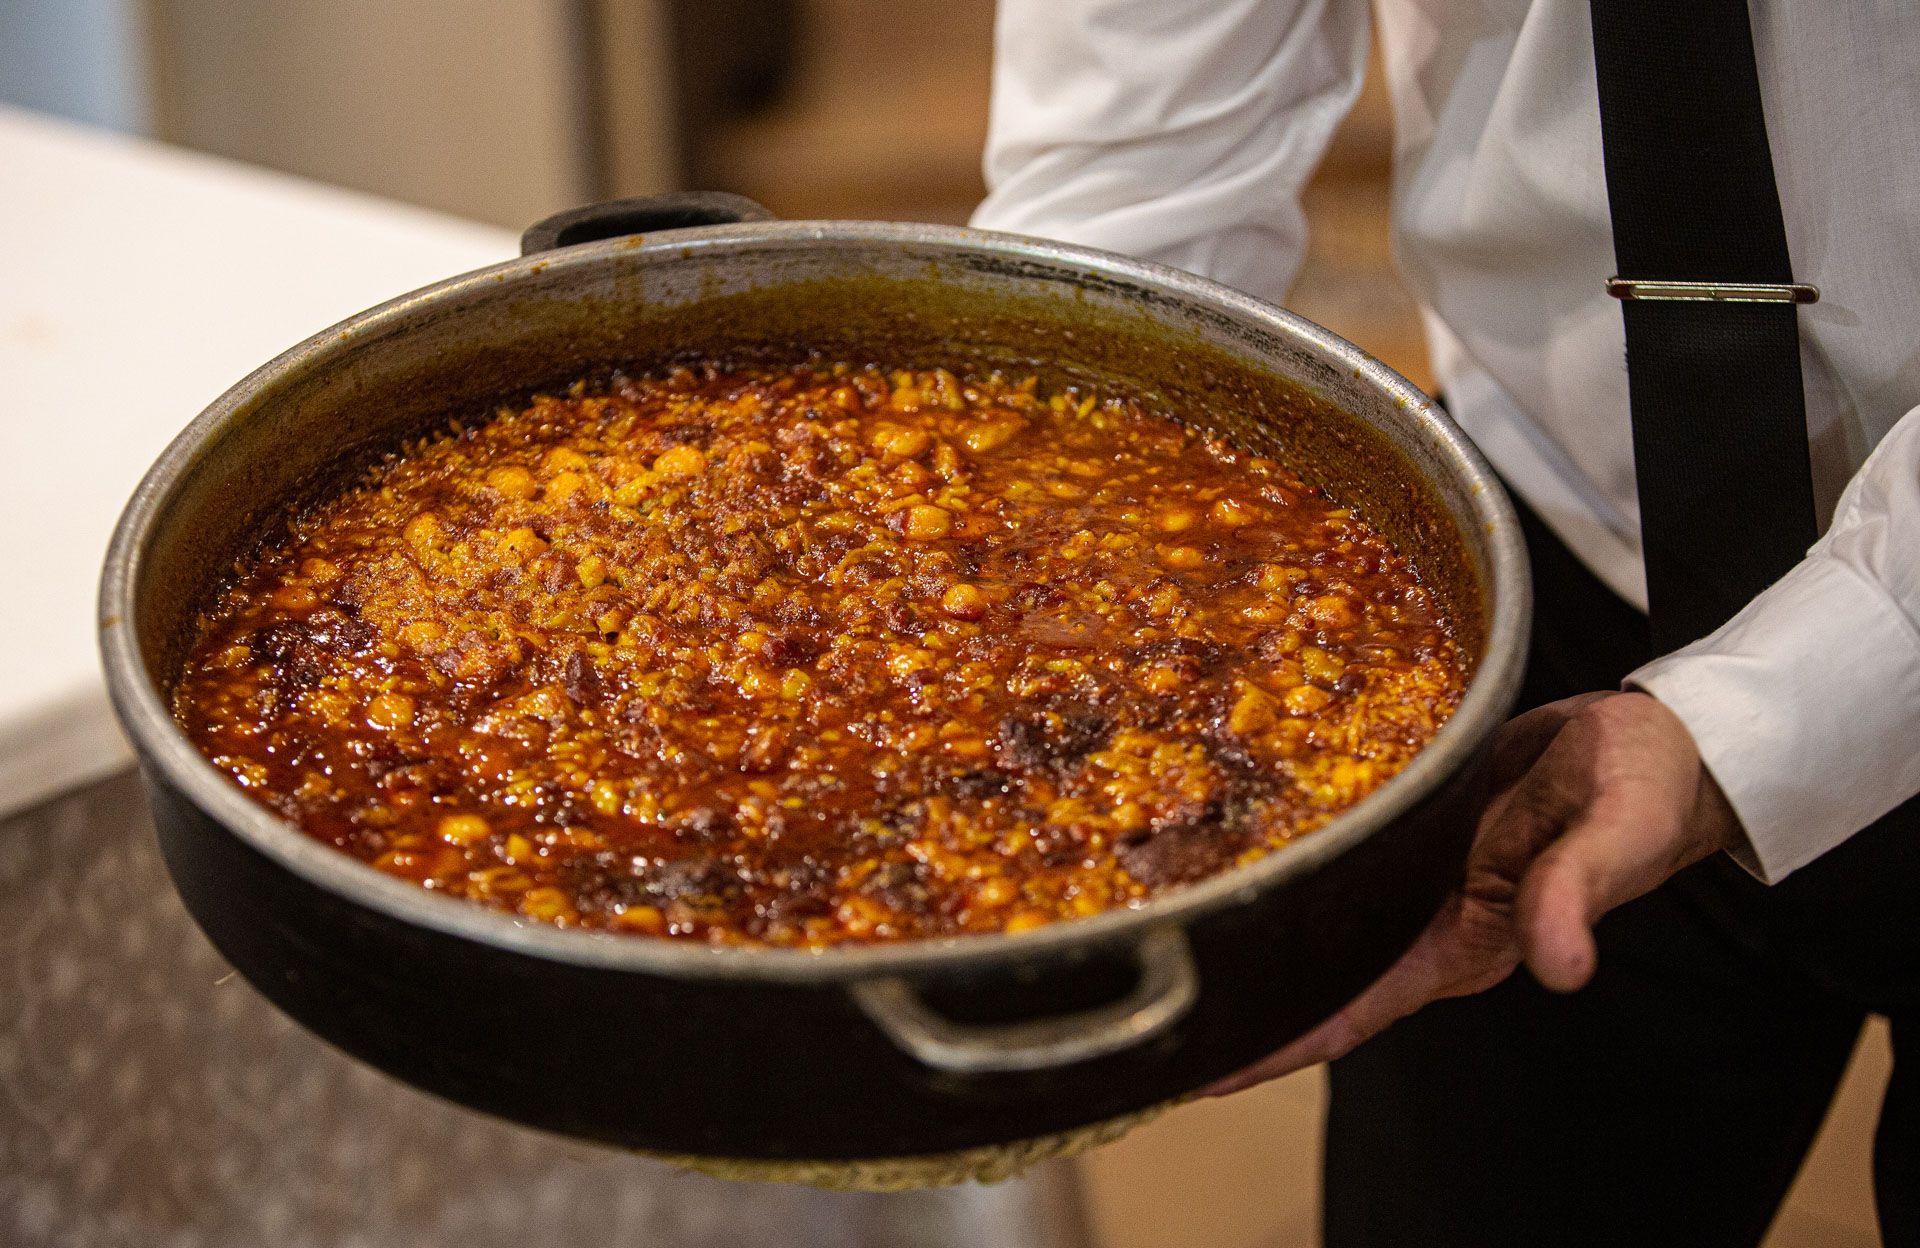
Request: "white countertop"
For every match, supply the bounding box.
[0,105,515,818]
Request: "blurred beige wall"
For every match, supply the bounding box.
[144,0,675,228]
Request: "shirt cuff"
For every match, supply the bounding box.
[1628,556,1920,883]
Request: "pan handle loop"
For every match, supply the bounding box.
[520,193,777,256]
[849,928,1198,1074]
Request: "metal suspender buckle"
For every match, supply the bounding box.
[1605,277,1819,304]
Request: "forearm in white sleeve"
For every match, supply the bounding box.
[970,0,1369,305]
[1631,405,1920,883]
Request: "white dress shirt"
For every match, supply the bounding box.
[971,0,1920,882]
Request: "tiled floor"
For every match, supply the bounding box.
[704,5,1891,1243]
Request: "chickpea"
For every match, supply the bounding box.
[1211,497,1257,526]
[870,424,931,459]
[836,896,891,938]
[1301,645,1346,685]
[1158,544,1206,570]
[403,512,443,551]
[974,877,1017,909]
[963,417,1026,453]
[366,692,415,730]
[652,445,708,478]
[903,504,953,540]
[520,887,577,924]
[613,904,666,934]
[498,526,547,562]
[589,780,624,816]
[941,582,989,620]
[1306,594,1360,629]
[542,446,591,473]
[439,814,492,845]
[485,465,538,500]
[546,470,588,501]
[473,868,531,897]
[1284,685,1334,714]
[1145,665,1185,695]
[372,849,427,878]
[894,460,933,492]
[1228,684,1279,734]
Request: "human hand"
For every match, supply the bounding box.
[1207,691,1744,1096]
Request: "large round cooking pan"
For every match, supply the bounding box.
[99,194,1529,1167]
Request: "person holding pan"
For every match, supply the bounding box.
[975,1,1920,1243]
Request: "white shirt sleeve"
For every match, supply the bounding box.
[970,0,1370,306]
[1631,404,1920,883]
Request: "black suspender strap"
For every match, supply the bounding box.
[1589,0,1820,653]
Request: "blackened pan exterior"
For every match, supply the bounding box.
[140,744,1480,1159]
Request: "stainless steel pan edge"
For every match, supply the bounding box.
[99,219,1530,988]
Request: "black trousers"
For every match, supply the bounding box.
[1323,495,1920,1247]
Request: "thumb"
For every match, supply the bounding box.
[1508,695,1728,994]
[1512,793,1695,993]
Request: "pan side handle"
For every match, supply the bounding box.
[520,193,776,255]
[849,928,1199,1074]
